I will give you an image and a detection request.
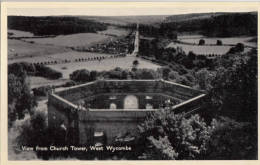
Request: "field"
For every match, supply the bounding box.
[178,35,257,47]
[28,76,70,89]
[81,15,168,25]
[8,51,114,64]
[8,39,70,59]
[166,43,233,55]
[21,26,130,48]
[8,29,35,37]
[23,33,114,47]
[49,56,161,79]
[97,26,130,37]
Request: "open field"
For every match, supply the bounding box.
[8,29,35,37]
[81,15,168,25]
[8,51,113,64]
[97,26,130,37]
[167,43,233,55]
[8,39,70,59]
[49,56,161,79]
[167,42,252,55]
[23,33,114,47]
[28,76,70,89]
[178,35,257,47]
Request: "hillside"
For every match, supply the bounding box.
[80,15,168,25]
[8,16,107,36]
[162,12,257,37]
[164,12,224,23]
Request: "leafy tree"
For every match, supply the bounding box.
[8,74,37,127]
[205,117,257,160]
[228,43,245,54]
[195,68,215,90]
[216,40,222,45]
[209,51,257,123]
[161,67,171,80]
[137,110,211,160]
[133,60,139,66]
[199,39,205,45]
[168,71,179,80]
[8,16,107,36]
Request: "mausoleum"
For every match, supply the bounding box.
[48,79,206,145]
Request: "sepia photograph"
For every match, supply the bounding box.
[1,2,258,162]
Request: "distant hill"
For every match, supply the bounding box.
[164,12,224,23]
[79,15,169,26]
[162,12,257,37]
[8,12,257,37]
[8,16,107,36]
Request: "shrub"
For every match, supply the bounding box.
[35,65,62,79]
[32,86,52,96]
[199,39,205,45]
[137,110,211,160]
[216,40,222,45]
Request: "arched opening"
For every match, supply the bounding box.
[110,103,117,109]
[124,95,138,109]
[146,103,153,109]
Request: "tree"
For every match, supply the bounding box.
[161,67,171,80]
[168,71,179,80]
[228,43,245,54]
[209,50,257,124]
[137,110,211,160]
[133,60,139,66]
[195,68,215,90]
[132,60,139,71]
[216,40,222,45]
[205,117,257,160]
[199,39,205,45]
[235,43,245,52]
[8,74,37,127]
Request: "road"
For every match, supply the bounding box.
[129,23,139,56]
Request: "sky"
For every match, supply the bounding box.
[7,3,257,16]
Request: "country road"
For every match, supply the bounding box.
[130,23,139,56]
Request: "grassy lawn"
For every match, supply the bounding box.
[8,29,35,37]
[178,36,257,47]
[49,56,161,79]
[97,26,130,37]
[166,43,232,55]
[8,51,113,64]
[23,33,114,47]
[8,39,69,59]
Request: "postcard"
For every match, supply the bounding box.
[1,1,259,165]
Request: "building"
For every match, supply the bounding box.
[48,79,206,145]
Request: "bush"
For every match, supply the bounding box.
[32,86,52,96]
[228,43,245,54]
[216,40,222,45]
[35,65,62,79]
[205,117,257,160]
[199,39,205,45]
[137,110,211,160]
[168,71,179,80]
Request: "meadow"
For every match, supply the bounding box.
[49,56,161,79]
[23,33,114,47]
[166,43,233,55]
[22,26,129,48]
[8,39,69,59]
[178,35,256,48]
[8,29,35,37]
[28,76,70,89]
[8,51,114,64]
[97,26,130,37]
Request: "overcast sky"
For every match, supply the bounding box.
[7,3,257,16]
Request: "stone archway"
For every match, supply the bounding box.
[110,103,117,109]
[124,95,138,109]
